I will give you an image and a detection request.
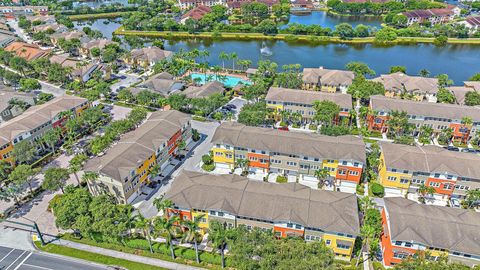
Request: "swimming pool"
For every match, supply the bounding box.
[190,73,252,88]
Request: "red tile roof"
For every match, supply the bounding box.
[182,5,211,20]
[4,42,49,61]
[466,16,480,26]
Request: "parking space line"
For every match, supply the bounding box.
[0,248,15,263]
[21,264,53,270]
[13,252,32,270]
[5,250,26,270]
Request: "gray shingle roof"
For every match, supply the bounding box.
[372,72,439,94]
[385,197,480,255]
[166,170,360,236]
[0,95,87,146]
[84,110,191,182]
[265,87,353,109]
[212,122,366,163]
[380,143,480,180]
[370,95,480,122]
[182,81,224,98]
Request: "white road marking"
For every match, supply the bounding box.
[21,264,53,270]
[5,250,26,270]
[0,248,15,263]
[13,252,32,270]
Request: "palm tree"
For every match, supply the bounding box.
[235,158,249,175]
[419,125,433,145]
[314,168,330,189]
[418,184,435,203]
[208,220,230,268]
[82,171,99,191]
[42,127,62,153]
[358,196,376,212]
[153,215,180,260]
[462,117,473,126]
[229,52,237,71]
[181,215,203,264]
[419,69,430,77]
[69,154,87,186]
[218,51,228,71]
[153,195,173,217]
[135,215,154,253]
[148,163,161,182]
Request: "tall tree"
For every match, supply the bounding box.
[12,140,36,165]
[69,154,88,186]
[43,167,70,193]
[135,214,154,253]
[181,215,203,263]
[153,215,180,259]
[8,164,35,194]
[208,220,230,268]
[42,127,62,153]
[313,100,340,127]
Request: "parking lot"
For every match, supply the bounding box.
[0,246,107,270]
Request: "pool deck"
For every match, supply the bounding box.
[183,70,251,81]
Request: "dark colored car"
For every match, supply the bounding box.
[446,146,460,152]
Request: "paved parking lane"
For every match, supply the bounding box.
[0,246,108,270]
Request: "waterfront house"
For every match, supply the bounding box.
[367,95,480,143]
[0,96,89,163]
[84,110,192,204]
[211,122,365,193]
[134,72,184,97]
[402,5,459,26]
[0,86,36,124]
[25,14,56,24]
[463,15,480,32]
[4,42,50,61]
[165,170,360,260]
[265,87,352,123]
[372,72,439,102]
[50,31,89,47]
[123,46,174,69]
[378,142,480,200]
[381,197,480,267]
[79,39,117,58]
[182,81,225,98]
[177,0,226,10]
[302,67,355,93]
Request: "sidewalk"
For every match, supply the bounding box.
[52,239,205,270]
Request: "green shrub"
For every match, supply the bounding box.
[125,239,151,250]
[202,163,215,172]
[276,175,287,183]
[202,154,213,165]
[356,184,365,195]
[292,123,300,128]
[372,261,386,270]
[371,183,385,197]
[280,121,288,127]
[309,124,317,131]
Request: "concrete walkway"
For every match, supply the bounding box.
[53,239,205,270]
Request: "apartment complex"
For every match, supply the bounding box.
[402,6,460,26]
[123,46,174,69]
[0,96,89,163]
[372,72,439,102]
[302,67,355,93]
[85,110,192,204]
[165,170,360,260]
[265,87,352,123]
[367,95,480,143]
[381,197,480,267]
[378,143,480,200]
[211,122,365,192]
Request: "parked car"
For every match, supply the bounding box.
[461,148,478,154]
[278,126,289,131]
[446,146,460,152]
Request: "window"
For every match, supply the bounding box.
[287,223,293,228]
[395,241,402,246]
[429,182,440,188]
[350,170,359,176]
[295,224,301,229]
[218,212,224,217]
[388,176,397,181]
[337,244,350,250]
[326,240,331,245]
[404,242,412,248]
[400,178,409,184]
[393,252,409,259]
[215,152,223,156]
[338,170,346,175]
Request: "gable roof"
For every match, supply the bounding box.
[384,197,480,256]
[466,15,480,27]
[166,170,360,236]
[181,5,211,20]
[81,39,116,50]
[372,72,439,95]
[0,87,35,113]
[129,46,173,64]
[182,81,225,98]
[212,122,366,163]
[370,95,480,122]
[265,87,352,109]
[380,143,480,179]
[137,72,182,96]
[302,67,355,86]
[84,110,191,182]
[0,96,87,146]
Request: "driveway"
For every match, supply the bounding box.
[109,104,132,121]
[110,72,141,93]
[136,120,219,218]
[227,97,247,119]
[7,20,33,44]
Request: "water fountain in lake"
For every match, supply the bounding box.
[260,41,273,56]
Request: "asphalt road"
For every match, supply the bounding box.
[0,245,108,270]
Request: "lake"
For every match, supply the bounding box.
[282,11,383,29]
[73,18,122,39]
[72,0,131,9]
[78,18,480,84]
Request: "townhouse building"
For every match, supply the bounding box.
[367,95,480,143]
[0,96,89,163]
[84,110,192,204]
[165,170,360,260]
[381,197,480,267]
[122,46,174,69]
[378,143,480,200]
[211,122,365,193]
[79,39,117,58]
[372,72,439,102]
[0,87,36,123]
[302,67,355,93]
[265,87,352,124]
[177,0,226,10]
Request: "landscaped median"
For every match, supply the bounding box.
[113,27,480,45]
[34,241,168,270]
[58,233,225,269]
[68,12,131,20]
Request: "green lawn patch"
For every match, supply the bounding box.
[34,241,167,270]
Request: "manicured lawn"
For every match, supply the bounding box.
[34,242,167,270]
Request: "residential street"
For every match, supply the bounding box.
[110,71,142,92]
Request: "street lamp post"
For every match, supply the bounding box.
[0,219,46,246]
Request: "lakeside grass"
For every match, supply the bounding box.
[114,28,480,45]
[68,11,130,20]
[34,242,167,270]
